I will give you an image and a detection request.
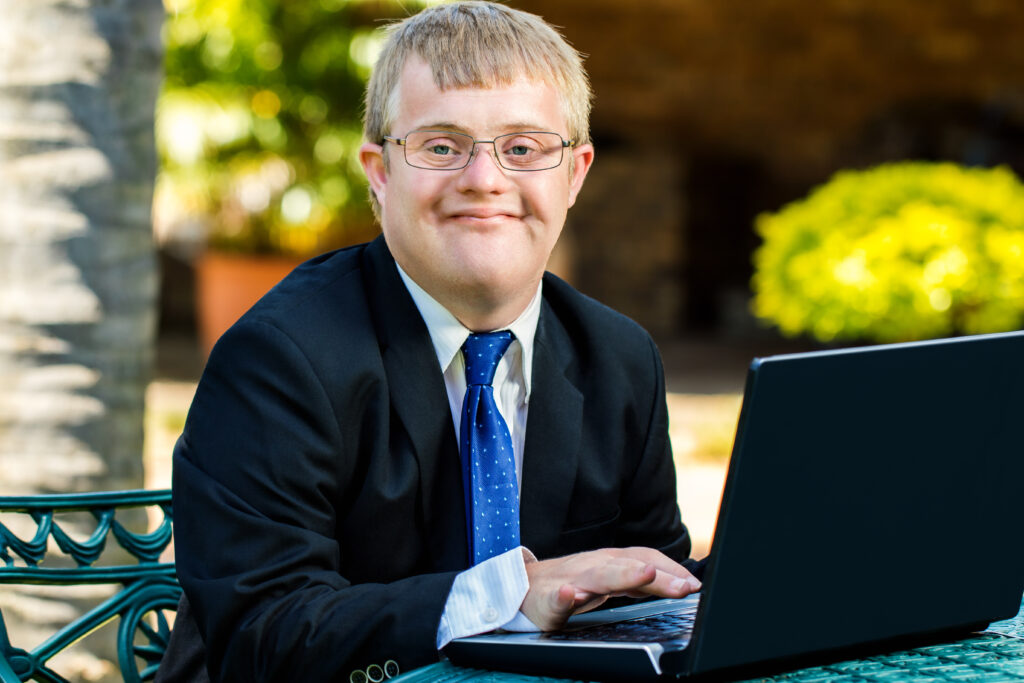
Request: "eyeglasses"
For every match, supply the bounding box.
[381,130,573,172]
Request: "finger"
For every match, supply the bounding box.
[554,583,576,613]
[534,584,576,631]
[567,560,658,597]
[609,549,702,596]
[520,583,573,632]
[613,547,700,585]
[571,594,609,615]
[628,567,701,598]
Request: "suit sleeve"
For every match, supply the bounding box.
[173,319,457,681]
[613,336,705,577]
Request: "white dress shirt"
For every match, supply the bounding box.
[394,265,541,648]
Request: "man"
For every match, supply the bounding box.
[166,2,702,681]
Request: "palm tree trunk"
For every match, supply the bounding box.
[0,0,163,490]
[0,0,164,678]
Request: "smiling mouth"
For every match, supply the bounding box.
[448,210,521,223]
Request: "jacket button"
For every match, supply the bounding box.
[384,660,400,678]
[366,663,384,682]
[349,670,368,683]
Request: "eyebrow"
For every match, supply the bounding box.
[411,122,555,136]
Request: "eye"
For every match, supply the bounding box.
[502,137,542,156]
[415,134,470,157]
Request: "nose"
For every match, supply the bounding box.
[455,141,512,193]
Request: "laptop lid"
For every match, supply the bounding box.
[683,331,1024,677]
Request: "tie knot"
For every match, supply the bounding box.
[462,331,514,386]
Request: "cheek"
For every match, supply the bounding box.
[396,177,446,215]
[528,183,571,221]
[383,184,422,229]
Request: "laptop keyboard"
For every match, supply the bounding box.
[544,603,698,643]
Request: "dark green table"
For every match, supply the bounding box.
[392,600,1024,683]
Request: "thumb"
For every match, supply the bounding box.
[552,584,576,615]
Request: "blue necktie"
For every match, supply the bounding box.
[460,331,520,565]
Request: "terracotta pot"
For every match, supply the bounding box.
[195,251,304,357]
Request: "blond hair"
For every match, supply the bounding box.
[364,1,592,148]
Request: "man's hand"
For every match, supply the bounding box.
[520,547,701,631]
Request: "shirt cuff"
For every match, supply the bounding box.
[498,609,541,632]
[436,546,536,648]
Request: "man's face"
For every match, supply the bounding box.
[360,57,594,328]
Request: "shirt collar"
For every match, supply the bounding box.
[395,263,540,399]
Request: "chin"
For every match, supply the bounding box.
[461,263,542,298]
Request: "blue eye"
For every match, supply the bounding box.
[429,144,454,155]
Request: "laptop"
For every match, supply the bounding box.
[445,331,1024,681]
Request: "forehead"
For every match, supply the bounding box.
[390,57,568,136]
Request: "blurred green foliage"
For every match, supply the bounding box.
[752,162,1024,343]
[157,0,433,256]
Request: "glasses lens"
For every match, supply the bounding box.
[494,132,565,171]
[403,131,473,169]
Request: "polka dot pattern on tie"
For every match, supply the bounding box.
[460,331,520,565]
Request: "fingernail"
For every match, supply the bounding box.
[670,578,688,593]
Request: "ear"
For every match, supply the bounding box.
[566,143,594,208]
[359,142,388,207]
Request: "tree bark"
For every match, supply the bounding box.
[0,0,163,678]
[0,0,163,492]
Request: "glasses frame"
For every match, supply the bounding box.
[381,130,575,172]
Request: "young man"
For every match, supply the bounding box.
[166,3,701,681]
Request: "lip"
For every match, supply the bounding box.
[446,209,524,227]
[448,208,522,220]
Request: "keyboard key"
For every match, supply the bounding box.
[544,606,697,643]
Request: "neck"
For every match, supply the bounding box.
[444,287,535,332]
[391,257,543,332]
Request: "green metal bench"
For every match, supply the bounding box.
[0,489,179,682]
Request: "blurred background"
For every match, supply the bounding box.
[150,0,1024,555]
[154,0,1024,356]
[2,0,1024,678]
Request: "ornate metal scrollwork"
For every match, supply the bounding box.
[0,490,180,682]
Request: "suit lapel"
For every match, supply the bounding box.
[361,237,468,571]
[519,297,583,556]
[361,239,584,565]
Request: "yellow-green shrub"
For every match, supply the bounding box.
[751,162,1024,343]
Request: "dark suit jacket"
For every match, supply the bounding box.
[169,236,692,681]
